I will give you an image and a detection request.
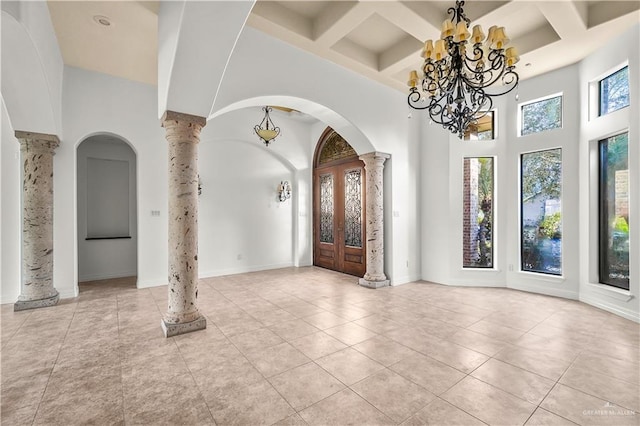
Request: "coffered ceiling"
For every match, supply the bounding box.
[248,0,640,91]
[45,1,640,91]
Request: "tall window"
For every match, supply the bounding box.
[520,95,562,136]
[600,66,629,116]
[464,112,495,141]
[521,149,562,275]
[463,158,494,268]
[599,133,630,289]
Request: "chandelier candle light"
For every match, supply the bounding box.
[254,106,281,146]
[408,0,519,138]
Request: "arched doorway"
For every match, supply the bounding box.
[313,128,366,277]
[76,134,137,286]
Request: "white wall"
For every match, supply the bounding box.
[213,27,423,284]
[578,24,639,322]
[1,100,21,304]
[199,107,312,276]
[77,137,137,282]
[420,26,639,322]
[505,64,581,300]
[60,66,167,294]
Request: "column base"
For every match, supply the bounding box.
[14,292,59,311]
[161,316,206,338]
[358,278,390,289]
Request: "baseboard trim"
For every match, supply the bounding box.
[579,294,640,323]
[200,262,294,279]
[137,279,167,289]
[507,282,578,300]
[390,275,421,286]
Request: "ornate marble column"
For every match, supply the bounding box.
[359,152,390,289]
[160,111,207,337]
[14,131,60,311]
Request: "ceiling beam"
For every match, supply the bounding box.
[537,1,587,40]
[314,2,375,48]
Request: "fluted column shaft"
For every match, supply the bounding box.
[15,131,60,311]
[359,152,390,289]
[160,111,207,337]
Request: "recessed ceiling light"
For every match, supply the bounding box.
[93,15,112,27]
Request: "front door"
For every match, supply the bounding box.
[313,129,366,277]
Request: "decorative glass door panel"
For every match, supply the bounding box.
[313,129,366,277]
[344,169,362,248]
[319,174,334,244]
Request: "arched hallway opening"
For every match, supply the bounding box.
[76,134,138,290]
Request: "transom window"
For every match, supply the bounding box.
[464,111,495,141]
[599,66,629,116]
[520,95,562,136]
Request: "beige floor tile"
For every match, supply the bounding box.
[442,376,536,425]
[468,319,526,342]
[316,348,385,385]
[389,351,465,395]
[269,362,345,410]
[510,333,582,363]
[494,345,572,380]
[352,335,418,366]
[401,398,486,426]
[207,379,295,425]
[415,338,489,374]
[541,383,639,425]
[123,373,212,425]
[269,319,321,341]
[192,356,264,393]
[303,311,350,330]
[471,358,556,404]
[354,314,403,333]
[559,364,640,412]
[571,350,639,384]
[351,369,436,422]
[245,341,311,377]
[324,322,378,346]
[525,408,578,425]
[252,308,298,326]
[299,388,394,425]
[2,267,638,426]
[274,413,309,425]
[448,328,510,357]
[290,331,348,360]
[229,327,284,354]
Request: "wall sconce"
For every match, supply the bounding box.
[278,181,291,202]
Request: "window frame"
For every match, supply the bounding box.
[464,110,497,141]
[519,147,563,276]
[598,132,630,290]
[517,93,563,137]
[598,65,630,117]
[462,156,495,269]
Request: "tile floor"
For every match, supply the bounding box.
[1,267,639,425]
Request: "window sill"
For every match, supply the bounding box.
[517,270,565,284]
[461,268,501,272]
[587,282,634,302]
[86,236,132,240]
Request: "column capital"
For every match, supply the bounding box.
[161,110,207,129]
[15,131,60,152]
[359,151,390,164]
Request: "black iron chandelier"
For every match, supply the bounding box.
[408,0,519,139]
[254,106,280,146]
